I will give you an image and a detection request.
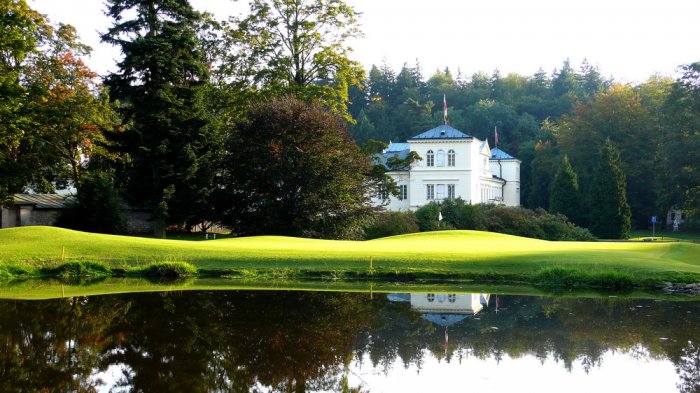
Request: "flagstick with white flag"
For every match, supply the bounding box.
[495,126,499,147]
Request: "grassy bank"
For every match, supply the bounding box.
[1,226,700,289]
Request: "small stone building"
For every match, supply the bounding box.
[0,193,154,233]
[1,194,71,228]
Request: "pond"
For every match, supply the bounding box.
[1,289,699,392]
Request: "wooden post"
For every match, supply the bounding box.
[61,246,65,261]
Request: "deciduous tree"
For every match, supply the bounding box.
[218,97,373,239]
[223,0,364,121]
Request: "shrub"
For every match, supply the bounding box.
[414,203,442,231]
[136,262,198,278]
[441,198,487,230]
[56,172,126,234]
[364,211,419,239]
[0,264,34,281]
[48,261,112,278]
[481,206,595,241]
[484,206,545,239]
[533,266,635,289]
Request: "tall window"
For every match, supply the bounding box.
[448,149,455,166]
[377,185,388,200]
[436,184,445,200]
[426,184,434,200]
[426,150,434,167]
[399,184,408,200]
[448,184,455,199]
[436,150,445,167]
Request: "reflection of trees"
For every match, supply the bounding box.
[2,292,700,392]
[676,342,700,393]
[100,291,374,392]
[362,295,700,379]
[0,296,129,392]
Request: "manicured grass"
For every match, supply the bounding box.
[1,226,700,288]
[630,229,700,242]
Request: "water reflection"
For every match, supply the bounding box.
[0,291,699,392]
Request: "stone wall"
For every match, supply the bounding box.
[0,205,155,234]
[30,209,60,226]
[125,210,155,234]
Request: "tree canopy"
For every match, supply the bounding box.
[222,0,364,121]
[218,97,373,238]
[102,0,221,235]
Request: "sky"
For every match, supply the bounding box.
[29,0,700,83]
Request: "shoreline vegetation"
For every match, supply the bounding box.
[1,226,700,292]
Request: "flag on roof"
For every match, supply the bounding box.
[443,94,448,125]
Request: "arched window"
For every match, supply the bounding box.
[436,149,445,167]
[426,150,434,167]
[448,149,455,166]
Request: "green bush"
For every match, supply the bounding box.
[136,262,198,278]
[55,171,126,234]
[414,202,595,241]
[47,261,112,278]
[484,206,546,239]
[441,198,486,230]
[533,266,635,289]
[364,211,419,239]
[0,264,34,281]
[414,203,443,231]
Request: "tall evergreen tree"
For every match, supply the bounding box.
[589,139,631,239]
[102,0,218,236]
[549,154,582,225]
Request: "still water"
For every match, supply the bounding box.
[1,290,699,392]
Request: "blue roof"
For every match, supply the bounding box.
[409,125,471,140]
[491,147,517,160]
[422,313,469,327]
[387,293,411,302]
[373,149,411,171]
[386,142,410,152]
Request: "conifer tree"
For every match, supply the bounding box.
[549,154,582,225]
[589,139,631,239]
[102,0,218,236]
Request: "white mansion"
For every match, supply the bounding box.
[372,124,521,211]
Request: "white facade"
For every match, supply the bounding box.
[373,125,521,211]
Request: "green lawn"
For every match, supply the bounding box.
[2,227,700,286]
[630,229,700,242]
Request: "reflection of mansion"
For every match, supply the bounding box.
[388,293,491,327]
[372,125,521,211]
